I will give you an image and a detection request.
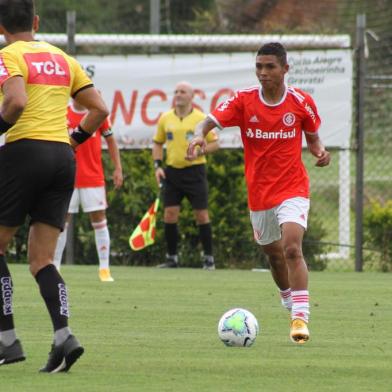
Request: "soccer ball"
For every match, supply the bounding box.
[218,308,259,347]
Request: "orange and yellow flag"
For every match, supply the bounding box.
[129,198,160,251]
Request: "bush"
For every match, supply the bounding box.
[363,200,392,272]
[7,149,329,269]
[102,149,329,269]
[303,212,329,271]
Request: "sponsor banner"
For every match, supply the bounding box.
[79,51,350,149]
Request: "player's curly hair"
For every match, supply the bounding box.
[0,0,35,34]
[257,42,288,66]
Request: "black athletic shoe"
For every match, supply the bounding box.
[39,335,84,373]
[157,255,178,268]
[202,255,215,271]
[0,339,26,366]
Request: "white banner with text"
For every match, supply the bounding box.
[77,50,352,149]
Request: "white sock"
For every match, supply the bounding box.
[93,220,110,270]
[0,329,17,347]
[54,326,72,346]
[291,290,310,322]
[53,223,68,271]
[279,288,292,311]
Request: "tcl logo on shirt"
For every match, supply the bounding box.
[0,54,10,84]
[24,52,70,86]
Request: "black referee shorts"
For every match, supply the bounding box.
[164,164,208,210]
[0,139,76,230]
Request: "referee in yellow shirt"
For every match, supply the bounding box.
[152,81,219,270]
[0,0,108,372]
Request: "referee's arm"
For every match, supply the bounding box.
[0,76,27,125]
[71,86,109,148]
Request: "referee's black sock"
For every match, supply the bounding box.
[165,223,178,256]
[0,254,16,345]
[35,264,70,336]
[198,223,213,256]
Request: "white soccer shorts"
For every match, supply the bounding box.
[249,197,310,246]
[68,186,108,213]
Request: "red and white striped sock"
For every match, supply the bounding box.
[279,288,292,311]
[291,290,309,322]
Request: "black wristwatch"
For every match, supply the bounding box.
[154,159,162,170]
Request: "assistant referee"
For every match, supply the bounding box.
[152,81,219,270]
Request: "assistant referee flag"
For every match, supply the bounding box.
[129,198,160,251]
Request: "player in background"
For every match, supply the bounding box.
[187,43,330,343]
[0,0,109,371]
[53,100,123,282]
[152,81,219,270]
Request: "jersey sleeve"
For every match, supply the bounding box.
[0,51,23,88]
[153,114,166,144]
[302,93,321,134]
[68,56,93,97]
[209,92,242,129]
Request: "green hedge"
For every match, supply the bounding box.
[9,149,328,269]
[363,200,392,272]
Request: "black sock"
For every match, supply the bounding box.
[0,254,15,331]
[35,264,69,332]
[198,223,213,256]
[165,223,178,256]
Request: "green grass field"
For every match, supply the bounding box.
[2,265,391,392]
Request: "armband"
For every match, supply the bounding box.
[154,159,162,170]
[0,114,14,134]
[70,125,92,145]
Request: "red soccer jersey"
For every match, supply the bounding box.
[210,85,321,211]
[67,104,111,188]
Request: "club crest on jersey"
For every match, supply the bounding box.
[186,131,194,141]
[283,112,296,126]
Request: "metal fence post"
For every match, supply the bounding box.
[65,10,76,265]
[66,10,76,55]
[150,0,160,52]
[355,14,366,272]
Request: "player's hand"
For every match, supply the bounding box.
[155,167,165,186]
[186,136,206,161]
[113,168,123,189]
[315,149,331,167]
[69,137,79,150]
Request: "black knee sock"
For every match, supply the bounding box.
[0,254,15,331]
[35,264,69,332]
[165,223,178,255]
[198,223,213,256]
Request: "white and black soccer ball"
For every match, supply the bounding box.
[218,308,259,347]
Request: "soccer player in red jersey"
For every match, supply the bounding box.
[53,100,123,282]
[187,42,330,343]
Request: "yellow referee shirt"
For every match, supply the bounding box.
[153,108,218,169]
[0,40,92,144]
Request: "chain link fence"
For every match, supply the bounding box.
[3,0,392,271]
